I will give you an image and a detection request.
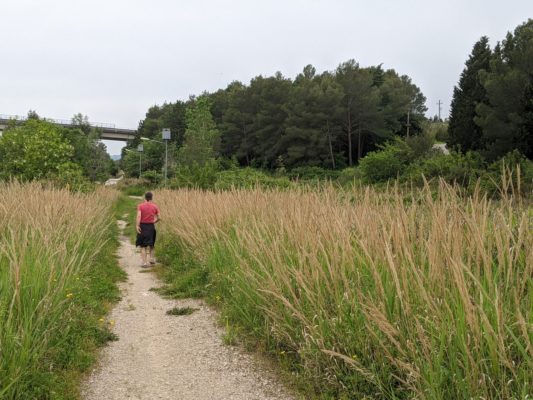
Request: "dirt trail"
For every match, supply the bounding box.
[83,220,294,400]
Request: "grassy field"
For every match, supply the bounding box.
[155,180,532,399]
[0,182,125,399]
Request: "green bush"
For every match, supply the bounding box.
[335,167,363,186]
[141,170,163,184]
[286,166,340,181]
[404,151,485,186]
[117,178,152,196]
[215,168,292,190]
[170,160,219,189]
[435,125,449,143]
[477,150,533,196]
[359,139,412,183]
[405,131,435,159]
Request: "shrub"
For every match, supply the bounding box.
[477,150,533,196]
[117,178,152,196]
[405,131,434,159]
[359,139,412,183]
[405,151,485,185]
[171,160,219,189]
[335,167,363,186]
[141,170,163,184]
[286,166,340,181]
[214,168,292,190]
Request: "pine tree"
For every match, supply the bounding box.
[475,20,533,160]
[448,36,492,152]
[219,82,255,165]
[282,67,344,168]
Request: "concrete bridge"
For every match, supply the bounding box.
[0,114,136,141]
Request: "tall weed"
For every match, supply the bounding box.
[156,179,532,399]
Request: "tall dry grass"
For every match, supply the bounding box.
[0,182,118,398]
[156,180,532,399]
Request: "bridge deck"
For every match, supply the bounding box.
[0,115,136,141]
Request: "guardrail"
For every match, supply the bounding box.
[0,114,118,130]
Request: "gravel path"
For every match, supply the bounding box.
[83,221,294,400]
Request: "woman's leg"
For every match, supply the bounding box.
[149,247,155,263]
[140,247,148,265]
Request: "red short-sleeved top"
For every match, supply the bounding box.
[138,202,160,224]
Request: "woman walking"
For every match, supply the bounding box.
[136,191,161,268]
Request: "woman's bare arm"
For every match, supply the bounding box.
[136,209,142,233]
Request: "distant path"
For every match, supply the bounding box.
[433,142,450,155]
[83,220,293,400]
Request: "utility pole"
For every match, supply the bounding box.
[437,100,443,121]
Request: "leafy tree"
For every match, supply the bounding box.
[475,20,533,160]
[380,71,427,137]
[178,96,220,166]
[132,58,428,171]
[71,113,91,134]
[448,36,492,152]
[219,81,256,164]
[27,110,40,120]
[282,66,344,168]
[246,73,291,167]
[0,119,80,180]
[336,60,387,165]
[121,149,142,177]
[63,114,115,181]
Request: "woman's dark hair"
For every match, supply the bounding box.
[145,192,153,201]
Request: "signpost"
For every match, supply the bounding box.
[137,143,144,177]
[162,129,171,186]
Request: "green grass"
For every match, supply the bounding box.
[42,233,125,398]
[166,306,198,316]
[0,184,126,399]
[113,194,139,241]
[154,184,533,399]
[154,236,210,299]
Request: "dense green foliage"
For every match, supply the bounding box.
[122,59,426,177]
[448,37,492,152]
[122,20,531,187]
[450,19,533,160]
[178,97,220,167]
[0,115,116,184]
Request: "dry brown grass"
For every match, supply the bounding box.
[0,182,119,398]
[156,180,532,398]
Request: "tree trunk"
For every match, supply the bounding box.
[326,119,336,169]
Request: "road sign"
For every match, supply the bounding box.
[162,128,171,140]
[137,144,144,152]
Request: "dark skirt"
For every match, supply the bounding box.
[136,223,157,248]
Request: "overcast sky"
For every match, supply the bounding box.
[1,0,531,155]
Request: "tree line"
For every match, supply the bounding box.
[126,60,427,172]
[0,112,116,184]
[449,19,533,161]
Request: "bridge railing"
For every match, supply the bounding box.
[0,114,116,130]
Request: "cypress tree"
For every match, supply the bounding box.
[475,20,533,160]
[448,36,492,152]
